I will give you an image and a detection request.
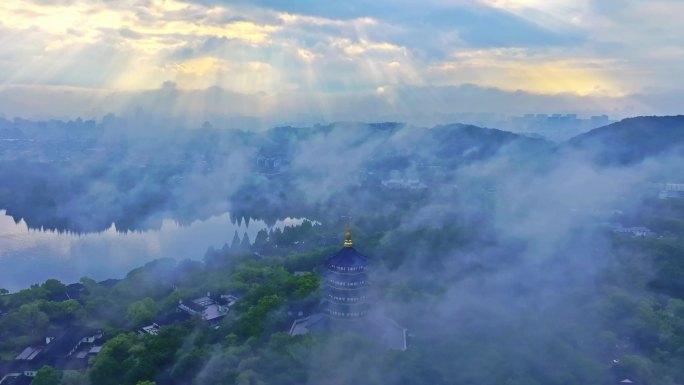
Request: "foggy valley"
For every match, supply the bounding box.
[2,115,684,385]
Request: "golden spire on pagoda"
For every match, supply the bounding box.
[344,224,353,247]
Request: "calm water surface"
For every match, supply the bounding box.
[0,210,310,291]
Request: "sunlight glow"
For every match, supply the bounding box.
[0,0,681,117]
[431,48,624,96]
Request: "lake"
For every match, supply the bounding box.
[0,210,311,292]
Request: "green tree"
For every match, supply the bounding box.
[6,303,50,333]
[236,370,261,385]
[61,371,91,385]
[33,366,62,385]
[615,355,657,382]
[127,298,159,327]
[39,299,83,323]
[253,229,268,250]
[236,294,283,338]
[90,333,137,385]
[41,279,67,299]
[291,274,319,298]
[7,285,48,308]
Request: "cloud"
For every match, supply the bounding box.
[428,48,624,96]
[4,82,682,127]
[0,0,682,115]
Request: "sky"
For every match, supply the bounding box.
[0,0,683,124]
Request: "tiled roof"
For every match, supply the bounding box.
[326,247,368,268]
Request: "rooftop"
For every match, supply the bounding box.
[0,374,33,385]
[154,310,191,326]
[15,346,42,361]
[179,296,229,321]
[326,247,368,268]
[41,327,102,359]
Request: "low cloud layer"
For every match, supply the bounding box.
[1,83,680,127]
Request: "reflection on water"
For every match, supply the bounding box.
[0,210,310,291]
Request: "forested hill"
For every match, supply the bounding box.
[424,123,552,162]
[0,118,550,233]
[563,115,684,165]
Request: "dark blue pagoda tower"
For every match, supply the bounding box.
[289,226,407,350]
[323,225,370,319]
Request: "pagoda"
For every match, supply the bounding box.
[288,225,407,350]
[323,225,370,319]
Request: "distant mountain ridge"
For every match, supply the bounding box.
[564,115,684,165]
[424,123,552,163]
[1,116,682,232]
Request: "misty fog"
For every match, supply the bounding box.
[2,115,684,385]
